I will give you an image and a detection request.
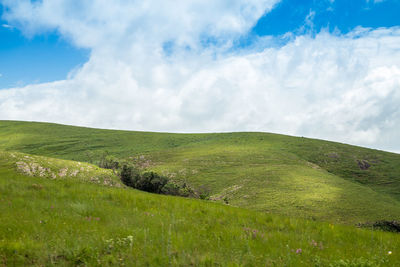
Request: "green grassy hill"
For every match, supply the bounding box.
[0,151,399,266]
[1,120,400,224]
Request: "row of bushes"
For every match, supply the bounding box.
[98,154,210,199]
[357,220,400,233]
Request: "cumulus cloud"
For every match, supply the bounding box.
[1,0,276,49]
[0,0,400,153]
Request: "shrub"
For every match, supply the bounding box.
[96,155,207,200]
[134,172,168,194]
[197,185,211,200]
[177,183,196,198]
[161,182,181,196]
[120,164,140,187]
[357,220,400,232]
[371,221,400,232]
[120,167,200,198]
[99,155,120,171]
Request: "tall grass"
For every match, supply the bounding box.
[1,158,399,266]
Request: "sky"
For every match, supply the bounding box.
[0,0,400,153]
[0,6,88,88]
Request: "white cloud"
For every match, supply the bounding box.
[1,0,277,49]
[0,1,400,153]
[1,24,13,29]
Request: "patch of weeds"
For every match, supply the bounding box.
[243,227,264,239]
[329,256,388,267]
[104,235,134,254]
[63,247,96,266]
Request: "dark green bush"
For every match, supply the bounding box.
[134,171,168,194]
[96,155,207,199]
[357,220,400,232]
[161,182,182,196]
[371,221,400,232]
[120,164,140,188]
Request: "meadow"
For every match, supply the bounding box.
[1,153,399,266]
[1,120,400,266]
[1,121,400,224]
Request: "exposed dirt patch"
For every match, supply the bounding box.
[129,155,154,169]
[16,161,32,175]
[58,168,68,177]
[70,170,79,177]
[357,160,371,170]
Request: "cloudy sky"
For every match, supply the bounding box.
[0,0,400,153]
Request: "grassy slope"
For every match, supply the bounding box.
[147,144,400,224]
[0,150,122,188]
[0,154,399,266]
[1,120,400,224]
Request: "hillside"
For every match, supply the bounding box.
[0,152,399,266]
[1,120,400,224]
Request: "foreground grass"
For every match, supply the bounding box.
[0,158,399,266]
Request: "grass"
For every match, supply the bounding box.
[0,151,121,188]
[147,143,400,224]
[1,120,400,224]
[1,154,400,266]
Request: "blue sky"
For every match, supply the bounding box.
[1,0,399,89]
[0,0,398,88]
[253,0,400,36]
[0,0,400,153]
[0,5,88,88]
